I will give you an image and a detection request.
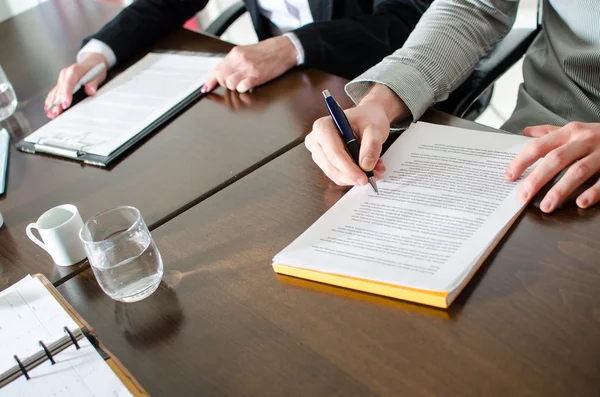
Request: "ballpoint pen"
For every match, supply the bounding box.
[48,63,106,110]
[322,89,379,194]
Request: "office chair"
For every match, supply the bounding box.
[204,1,542,121]
[205,2,248,38]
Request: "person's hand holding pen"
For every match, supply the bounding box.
[305,84,409,187]
[44,53,108,119]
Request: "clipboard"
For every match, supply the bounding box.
[0,274,148,396]
[16,51,223,167]
[15,87,208,168]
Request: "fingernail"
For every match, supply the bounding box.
[541,198,554,213]
[62,101,69,109]
[89,87,96,95]
[361,156,376,171]
[200,86,206,93]
[44,104,49,110]
[505,170,513,180]
[46,111,52,118]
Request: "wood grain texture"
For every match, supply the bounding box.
[0,0,350,288]
[58,127,600,396]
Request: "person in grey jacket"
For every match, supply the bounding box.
[306,0,600,213]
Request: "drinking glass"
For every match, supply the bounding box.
[0,65,18,121]
[80,206,163,302]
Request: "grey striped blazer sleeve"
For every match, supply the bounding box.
[345,0,519,121]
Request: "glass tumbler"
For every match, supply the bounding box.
[0,65,18,121]
[80,206,163,302]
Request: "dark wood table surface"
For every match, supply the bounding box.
[0,0,350,288]
[58,111,600,396]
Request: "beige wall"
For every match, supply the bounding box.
[0,0,48,23]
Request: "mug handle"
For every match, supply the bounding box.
[26,223,50,253]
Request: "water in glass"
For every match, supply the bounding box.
[91,231,163,302]
[81,206,163,302]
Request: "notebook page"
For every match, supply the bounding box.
[274,122,534,293]
[0,275,133,397]
[25,53,222,157]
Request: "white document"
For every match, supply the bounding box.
[26,53,222,157]
[274,122,534,295]
[0,275,133,397]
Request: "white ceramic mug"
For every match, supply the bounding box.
[26,204,86,266]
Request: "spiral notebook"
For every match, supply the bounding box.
[0,274,147,396]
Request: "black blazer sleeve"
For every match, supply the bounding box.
[292,0,431,79]
[83,0,208,66]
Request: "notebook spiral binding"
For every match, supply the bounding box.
[0,326,107,388]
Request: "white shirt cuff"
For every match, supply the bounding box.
[283,33,305,66]
[77,39,117,68]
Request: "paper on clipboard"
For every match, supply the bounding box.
[24,53,222,158]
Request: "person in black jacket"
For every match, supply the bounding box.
[45,0,430,119]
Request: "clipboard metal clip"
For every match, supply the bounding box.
[33,138,86,159]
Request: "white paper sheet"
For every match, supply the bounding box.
[26,53,222,157]
[274,122,534,293]
[0,275,133,397]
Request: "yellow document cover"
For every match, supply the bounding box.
[272,264,452,308]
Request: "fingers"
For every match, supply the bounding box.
[46,85,64,119]
[506,128,570,181]
[576,177,600,209]
[306,102,392,187]
[44,87,59,117]
[44,86,56,111]
[537,151,599,212]
[306,139,388,187]
[358,122,388,171]
[83,71,106,97]
[202,73,218,93]
[45,58,107,119]
[523,124,561,138]
[203,69,259,93]
[224,72,244,91]
[237,77,259,93]
[203,69,238,92]
[373,160,387,180]
[215,71,228,90]
[203,44,280,93]
[308,117,367,185]
[309,142,358,186]
[509,122,600,211]
[519,139,590,203]
[56,65,83,112]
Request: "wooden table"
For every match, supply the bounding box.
[58,111,600,396]
[0,0,349,288]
